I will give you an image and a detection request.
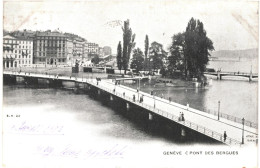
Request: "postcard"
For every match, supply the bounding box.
[1,0,258,168]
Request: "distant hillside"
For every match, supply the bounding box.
[211,48,258,60]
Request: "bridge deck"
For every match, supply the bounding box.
[204,72,258,78]
[115,77,149,81]
[4,71,258,146]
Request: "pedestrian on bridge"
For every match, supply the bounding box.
[133,94,136,102]
[139,95,143,103]
[178,112,182,121]
[224,131,227,142]
[181,112,185,121]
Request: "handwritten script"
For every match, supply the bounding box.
[9,121,64,135]
[36,144,127,159]
[104,20,122,28]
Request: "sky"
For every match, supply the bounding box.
[3,0,259,54]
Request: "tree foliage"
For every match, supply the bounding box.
[117,41,122,71]
[91,54,99,65]
[144,35,149,71]
[168,32,185,76]
[130,48,144,73]
[122,19,135,73]
[168,17,214,80]
[149,41,167,71]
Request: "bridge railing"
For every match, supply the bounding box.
[202,109,257,129]
[205,71,258,76]
[155,95,257,129]
[94,82,242,146]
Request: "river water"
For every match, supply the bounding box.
[124,58,258,123]
[2,59,258,167]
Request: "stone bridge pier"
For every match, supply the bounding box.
[24,77,38,85]
[47,79,63,88]
[3,75,17,85]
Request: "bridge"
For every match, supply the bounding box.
[3,71,258,146]
[114,76,149,81]
[204,71,258,81]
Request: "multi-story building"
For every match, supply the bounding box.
[33,30,68,65]
[83,41,89,60]
[72,38,84,64]
[3,35,33,68]
[66,38,74,66]
[103,46,112,55]
[86,42,99,58]
[5,29,104,67]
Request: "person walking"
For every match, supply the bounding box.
[224,131,227,142]
[181,112,185,121]
[178,112,182,121]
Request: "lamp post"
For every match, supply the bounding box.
[114,77,117,94]
[137,76,140,102]
[242,117,245,144]
[82,72,83,82]
[218,101,220,120]
[153,91,156,108]
[91,70,93,82]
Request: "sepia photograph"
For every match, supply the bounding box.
[1,0,258,167]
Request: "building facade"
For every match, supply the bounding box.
[83,41,89,60]
[33,30,68,65]
[86,42,99,58]
[66,38,74,66]
[4,29,105,67]
[72,38,84,64]
[3,35,33,68]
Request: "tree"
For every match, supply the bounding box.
[91,54,99,65]
[149,41,167,73]
[168,32,185,76]
[130,48,144,73]
[185,17,214,80]
[117,41,122,73]
[144,35,149,71]
[168,18,214,80]
[122,19,135,74]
